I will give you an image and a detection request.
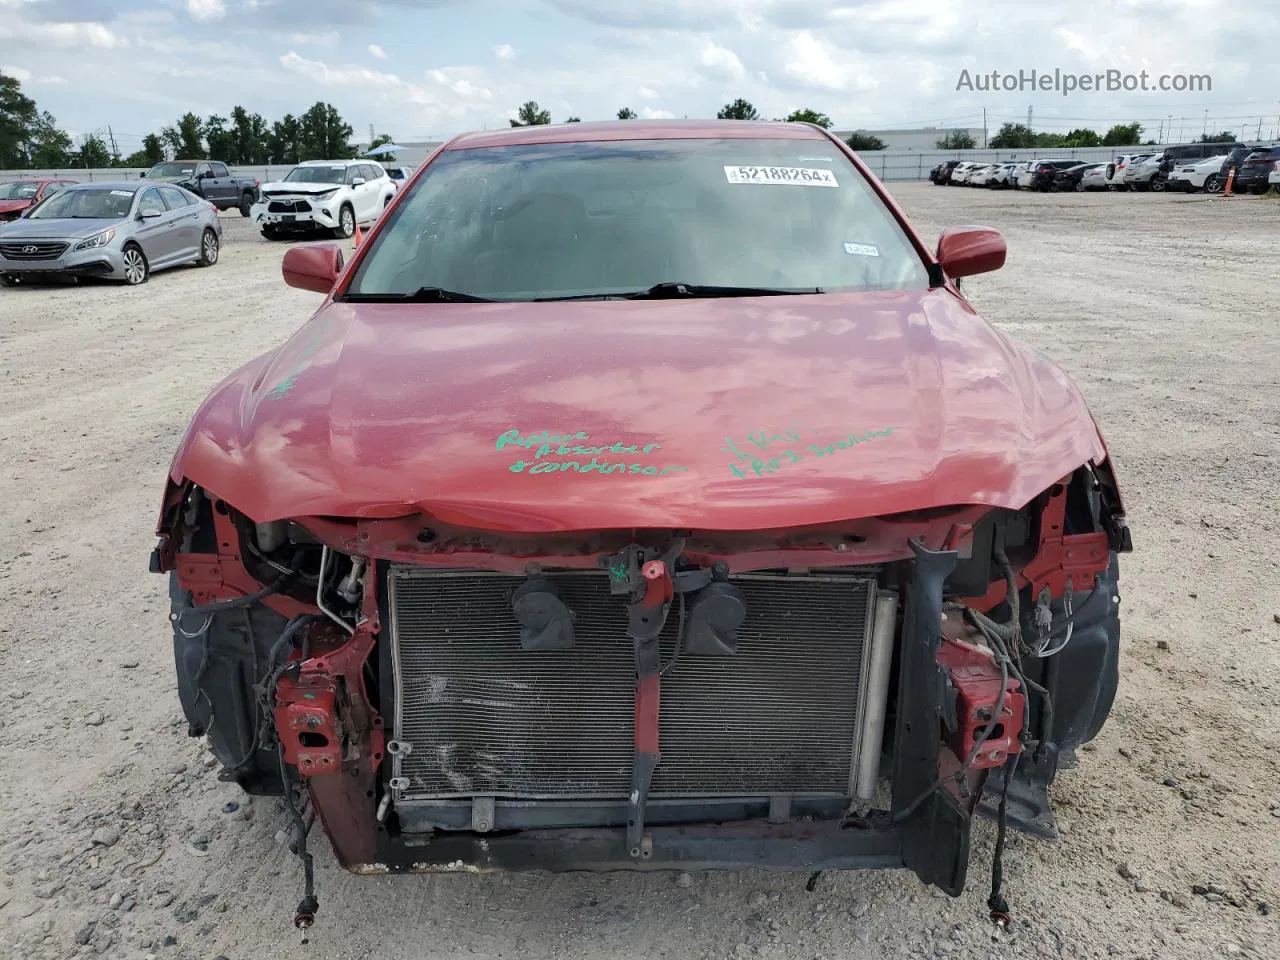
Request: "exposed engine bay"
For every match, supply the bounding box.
[153,461,1130,928]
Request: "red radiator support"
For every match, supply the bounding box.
[274,672,345,777]
[937,631,1025,770]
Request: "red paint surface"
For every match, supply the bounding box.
[170,287,1108,532]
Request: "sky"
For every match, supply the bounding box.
[2,0,1279,154]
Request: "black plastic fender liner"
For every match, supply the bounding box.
[168,571,287,795]
[890,539,970,896]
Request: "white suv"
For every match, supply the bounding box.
[251,160,397,240]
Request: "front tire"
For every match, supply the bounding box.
[334,204,355,239]
[261,226,280,241]
[239,193,254,217]
[1204,174,1222,193]
[121,243,149,285]
[197,228,220,267]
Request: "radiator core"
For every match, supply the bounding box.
[387,568,876,801]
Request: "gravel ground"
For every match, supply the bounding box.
[1,185,1278,960]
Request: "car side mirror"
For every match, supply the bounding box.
[936,226,1006,280]
[139,209,163,220]
[351,178,366,187]
[282,243,346,294]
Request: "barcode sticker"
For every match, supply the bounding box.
[724,165,838,187]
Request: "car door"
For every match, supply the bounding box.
[157,185,200,258]
[344,165,368,220]
[208,162,232,204]
[134,187,180,265]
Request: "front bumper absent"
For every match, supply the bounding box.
[354,819,905,874]
[251,202,338,230]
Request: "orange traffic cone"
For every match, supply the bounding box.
[353,223,364,247]
[1223,167,1235,197]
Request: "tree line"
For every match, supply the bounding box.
[2,69,358,169]
[3,65,1219,172]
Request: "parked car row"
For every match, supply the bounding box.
[929,141,1280,196]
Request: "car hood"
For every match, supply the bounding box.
[0,199,33,214]
[0,217,124,240]
[259,181,340,195]
[146,175,194,184]
[170,289,1108,532]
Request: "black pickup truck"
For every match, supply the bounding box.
[143,160,261,216]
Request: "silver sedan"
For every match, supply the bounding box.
[0,181,223,286]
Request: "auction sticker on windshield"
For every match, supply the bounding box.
[723,166,838,187]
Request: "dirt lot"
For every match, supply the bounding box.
[1,185,1278,960]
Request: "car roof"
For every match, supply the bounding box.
[443,118,830,151]
[299,159,366,166]
[64,181,141,191]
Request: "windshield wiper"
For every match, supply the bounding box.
[622,282,825,300]
[340,286,497,303]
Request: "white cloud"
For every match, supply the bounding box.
[639,106,675,119]
[185,0,226,23]
[493,43,515,60]
[4,19,127,48]
[368,43,387,59]
[699,41,745,80]
[2,64,32,82]
[427,68,493,100]
[783,30,874,92]
[289,30,340,45]
[637,86,658,99]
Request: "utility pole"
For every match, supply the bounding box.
[369,122,375,146]
[983,107,988,148]
[1203,110,1208,137]
[1157,119,1163,142]
[1026,105,1032,133]
[1258,117,1264,140]
[106,125,119,161]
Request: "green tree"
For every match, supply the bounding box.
[203,114,237,161]
[142,133,165,165]
[784,108,832,128]
[845,131,886,151]
[231,106,271,164]
[565,116,581,123]
[616,107,638,120]
[1062,127,1101,147]
[270,114,301,164]
[1033,132,1066,148]
[717,98,759,120]
[935,131,976,149]
[28,111,73,167]
[75,133,112,168]
[162,112,206,158]
[1199,130,1236,143]
[297,102,354,160]
[988,122,1036,149]
[1101,122,1143,147]
[367,132,397,161]
[510,100,552,127]
[0,69,38,168]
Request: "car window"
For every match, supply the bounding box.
[195,164,211,177]
[284,165,347,184]
[0,182,41,200]
[28,187,136,219]
[157,185,192,210]
[364,164,381,181]
[347,136,932,301]
[138,188,167,215]
[209,163,229,178]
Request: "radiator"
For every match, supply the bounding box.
[387,568,877,802]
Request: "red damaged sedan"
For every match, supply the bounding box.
[152,120,1131,926]
[0,178,77,221]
